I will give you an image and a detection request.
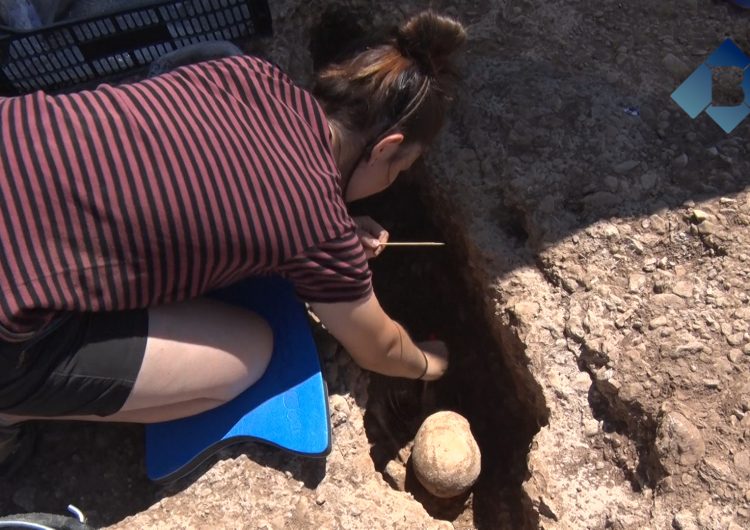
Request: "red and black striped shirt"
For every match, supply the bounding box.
[0,55,371,342]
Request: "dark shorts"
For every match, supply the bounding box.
[0,311,149,417]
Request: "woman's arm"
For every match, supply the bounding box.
[310,292,448,380]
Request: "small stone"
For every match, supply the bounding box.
[614,160,639,173]
[397,441,413,464]
[584,418,599,437]
[672,281,694,298]
[601,224,620,239]
[329,395,350,428]
[734,450,750,479]
[629,273,647,292]
[650,216,669,235]
[697,221,719,236]
[727,333,744,347]
[703,378,720,389]
[673,153,688,167]
[652,293,686,308]
[691,209,709,223]
[728,349,743,363]
[619,382,644,402]
[411,411,482,498]
[329,394,350,414]
[383,459,407,491]
[673,510,699,530]
[615,312,632,329]
[650,315,669,329]
[744,343,750,355]
[573,371,591,391]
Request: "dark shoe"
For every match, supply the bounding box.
[0,422,36,478]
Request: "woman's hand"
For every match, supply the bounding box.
[353,216,389,259]
[311,296,448,381]
[416,340,449,381]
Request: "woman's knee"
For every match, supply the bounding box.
[205,306,273,402]
[127,299,274,409]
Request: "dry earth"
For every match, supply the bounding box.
[2,0,750,528]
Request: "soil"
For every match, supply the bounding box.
[2,0,750,528]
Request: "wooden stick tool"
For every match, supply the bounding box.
[380,241,446,247]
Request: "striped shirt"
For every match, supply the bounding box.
[0,55,372,342]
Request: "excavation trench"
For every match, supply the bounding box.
[349,168,544,529]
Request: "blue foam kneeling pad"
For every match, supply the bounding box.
[145,276,331,483]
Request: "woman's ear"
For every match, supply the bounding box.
[368,133,404,165]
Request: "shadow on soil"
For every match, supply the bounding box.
[352,175,542,530]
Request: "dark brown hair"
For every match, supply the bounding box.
[312,11,466,150]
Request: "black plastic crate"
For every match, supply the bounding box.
[0,0,272,95]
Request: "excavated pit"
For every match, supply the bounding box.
[349,167,543,529]
[306,18,548,526]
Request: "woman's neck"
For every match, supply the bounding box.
[328,120,366,184]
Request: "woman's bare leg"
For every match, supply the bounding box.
[1,399,229,424]
[0,298,273,424]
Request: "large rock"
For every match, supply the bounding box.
[411,411,481,499]
[655,411,706,474]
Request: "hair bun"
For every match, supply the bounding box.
[396,11,466,77]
